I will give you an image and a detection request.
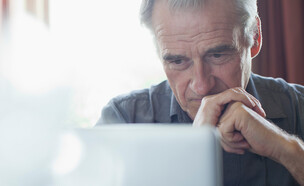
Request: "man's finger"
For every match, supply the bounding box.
[221,141,246,155]
[221,138,250,149]
[239,89,266,117]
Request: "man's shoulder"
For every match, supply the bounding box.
[251,74,304,124]
[97,80,173,124]
[111,80,172,104]
[252,74,304,97]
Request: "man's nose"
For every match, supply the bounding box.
[189,61,214,96]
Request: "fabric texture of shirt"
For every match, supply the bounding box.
[96,73,304,186]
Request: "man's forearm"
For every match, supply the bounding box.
[276,135,304,185]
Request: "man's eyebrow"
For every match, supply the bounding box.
[162,54,188,61]
[206,45,237,53]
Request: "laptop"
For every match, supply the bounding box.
[52,124,223,186]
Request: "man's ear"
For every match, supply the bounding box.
[251,16,262,58]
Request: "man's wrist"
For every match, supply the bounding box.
[286,137,303,162]
[274,134,303,170]
[271,132,296,162]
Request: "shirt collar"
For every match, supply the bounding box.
[170,93,193,123]
[169,93,178,118]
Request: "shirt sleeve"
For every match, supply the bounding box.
[95,100,128,126]
[294,84,304,140]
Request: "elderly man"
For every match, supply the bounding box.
[96,0,304,185]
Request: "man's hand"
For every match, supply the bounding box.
[193,88,304,185]
[218,101,304,185]
[193,87,266,127]
[218,102,285,157]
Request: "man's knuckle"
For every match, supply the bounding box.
[202,96,213,105]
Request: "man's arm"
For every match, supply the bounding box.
[279,135,304,185]
[218,101,304,185]
[193,88,304,185]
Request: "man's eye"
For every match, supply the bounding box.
[213,53,222,58]
[170,59,183,64]
[205,53,232,65]
[165,59,192,70]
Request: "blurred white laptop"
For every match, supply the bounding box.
[52,124,223,186]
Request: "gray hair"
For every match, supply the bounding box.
[140,0,259,48]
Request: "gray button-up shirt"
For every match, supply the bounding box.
[96,73,304,186]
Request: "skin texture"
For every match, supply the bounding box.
[151,0,304,184]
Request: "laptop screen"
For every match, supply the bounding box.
[52,124,223,186]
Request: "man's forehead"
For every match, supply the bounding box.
[152,0,235,26]
[151,0,237,34]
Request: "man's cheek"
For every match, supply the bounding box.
[179,89,193,113]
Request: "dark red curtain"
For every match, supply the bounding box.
[2,0,8,18]
[252,0,304,85]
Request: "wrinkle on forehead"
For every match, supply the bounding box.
[153,12,237,43]
[152,0,238,35]
[157,28,236,54]
[156,28,235,42]
[155,21,235,35]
